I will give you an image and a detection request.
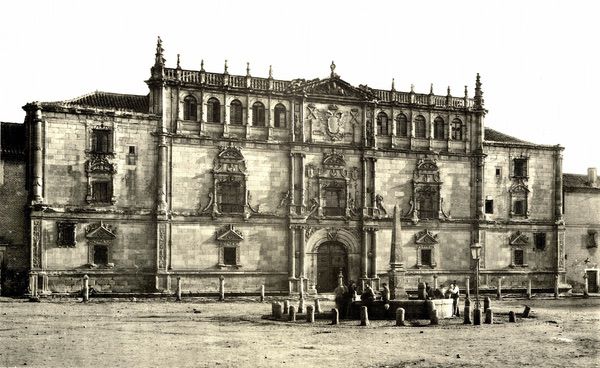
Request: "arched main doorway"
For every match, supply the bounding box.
[316,241,348,293]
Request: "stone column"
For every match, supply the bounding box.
[289,153,295,215]
[370,228,378,279]
[157,134,168,213]
[361,231,368,279]
[288,226,296,280]
[30,104,44,204]
[554,149,564,222]
[299,154,306,211]
[298,227,306,279]
[527,278,532,299]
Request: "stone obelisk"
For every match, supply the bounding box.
[388,205,408,299]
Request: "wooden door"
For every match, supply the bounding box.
[587,270,598,293]
[316,242,347,293]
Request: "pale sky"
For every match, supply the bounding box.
[1,0,598,174]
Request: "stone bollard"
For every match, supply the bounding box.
[219,275,225,301]
[283,300,290,314]
[260,284,265,302]
[417,282,427,300]
[473,308,482,325]
[298,299,305,314]
[82,275,90,302]
[497,278,502,300]
[583,274,589,298]
[463,299,472,324]
[485,308,493,324]
[522,305,531,318]
[176,276,182,302]
[314,299,322,314]
[430,309,439,325]
[274,302,283,319]
[288,305,297,322]
[465,277,470,299]
[360,306,370,326]
[527,279,532,299]
[433,275,438,290]
[508,311,516,323]
[271,302,276,317]
[331,308,339,325]
[554,275,560,299]
[396,308,406,326]
[306,305,315,323]
[484,296,491,312]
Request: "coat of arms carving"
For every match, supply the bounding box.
[321,106,346,141]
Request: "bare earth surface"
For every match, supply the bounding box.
[0,296,598,368]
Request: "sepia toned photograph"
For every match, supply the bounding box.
[0,1,598,367]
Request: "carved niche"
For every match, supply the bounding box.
[305,151,359,219]
[85,222,117,267]
[405,158,449,223]
[509,182,530,218]
[215,224,243,268]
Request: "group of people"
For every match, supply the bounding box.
[424,280,461,317]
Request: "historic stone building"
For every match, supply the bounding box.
[0,122,28,295]
[564,168,600,293]
[21,38,566,296]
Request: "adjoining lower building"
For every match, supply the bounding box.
[20,38,566,297]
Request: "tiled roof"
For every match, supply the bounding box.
[564,173,600,190]
[484,128,532,144]
[45,91,149,113]
[1,122,25,160]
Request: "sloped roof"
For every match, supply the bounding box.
[44,91,149,113]
[564,173,600,190]
[484,128,532,144]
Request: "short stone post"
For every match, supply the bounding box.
[526,279,532,299]
[331,308,339,325]
[522,305,531,318]
[271,302,276,316]
[314,299,322,314]
[463,298,472,324]
[298,299,305,314]
[433,275,438,290]
[82,275,89,302]
[260,284,265,302]
[283,300,290,314]
[417,282,427,300]
[485,308,493,324]
[473,308,482,325]
[484,296,491,312]
[583,273,589,298]
[554,274,560,299]
[430,309,439,325]
[396,308,406,326]
[176,276,182,302]
[496,278,502,300]
[465,277,470,299]
[508,310,516,323]
[288,305,296,322]
[274,302,283,319]
[306,305,315,323]
[360,306,370,326]
[219,275,225,301]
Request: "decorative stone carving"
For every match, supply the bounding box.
[405,158,448,222]
[86,222,117,243]
[158,223,167,269]
[215,224,243,268]
[414,229,439,245]
[86,155,117,174]
[32,219,42,268]
[509,231,529,246]
[320,107,346,141]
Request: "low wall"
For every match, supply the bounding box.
[349,299,454,320]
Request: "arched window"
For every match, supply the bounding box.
[396,113,408,137]
[274,103,287,128]
[451,118,463,140]
[415,115,427,138]
[207,97,221,123]
[230,100,243,125]
[252,101,266,127]
[434,117,445,140]
[183,95,197,121]
[376,112,389,135]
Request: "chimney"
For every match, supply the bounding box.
[588,167,597,186]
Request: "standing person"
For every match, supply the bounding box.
[450,281,460,317]
[381,283,390,303]
[334,280,348,313]
[361,284,375,305]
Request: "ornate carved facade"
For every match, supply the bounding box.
[20,38,567,296]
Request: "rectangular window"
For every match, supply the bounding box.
[513,158,528,178]
[219,181,244,213]
[127,146,137,165]
[93,244,109,265]
[534,232,547,250]
[92,181,112,204]
[57,222,76,247]
[513,199,526,215]
[223,247,237,266]
[514,249,525,266]
[495,167,502,178]
[91,129,112,154]
[588,230,598,248]
[421,249,433,266]
[485,199,494,214]
[323,186,346,216]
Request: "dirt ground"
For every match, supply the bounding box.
[0,296,598,368]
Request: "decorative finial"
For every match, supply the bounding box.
[474,73,484,108]
[268,65,273,79]
[176,54,181,69]
[200,59,204,72]
[224,59,228,74]
[464,85,468,97]
[410,84,415,93]
[447,86,451,96]
[430,83,434,94]
[154,36,165,67]
[391,78,396,91]
[246,62,250,77]
[330,60,337,77]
